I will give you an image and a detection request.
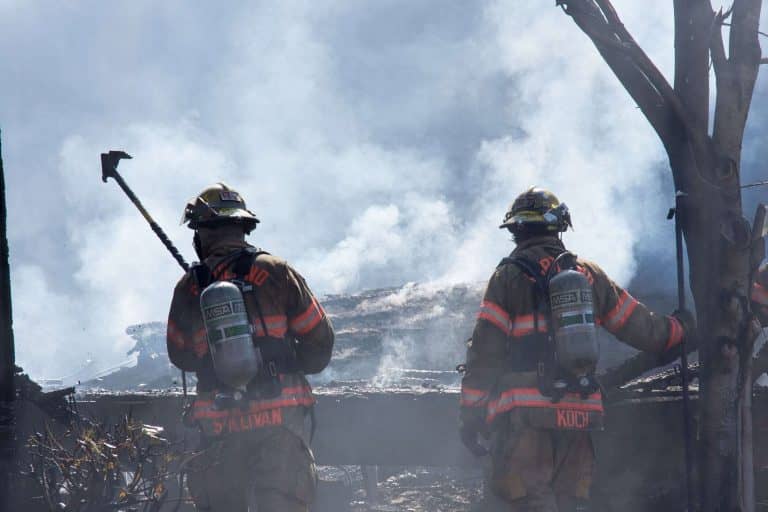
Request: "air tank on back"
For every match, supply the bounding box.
[200,280,262,391]
[548,268,599,376]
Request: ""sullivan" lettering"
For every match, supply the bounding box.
[212,408,284,435]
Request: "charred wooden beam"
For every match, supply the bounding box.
[72,387,768,510]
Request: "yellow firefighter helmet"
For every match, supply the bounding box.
[181,182,259,233]
[500,187,572,233]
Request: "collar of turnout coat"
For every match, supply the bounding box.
[511,235,565,256]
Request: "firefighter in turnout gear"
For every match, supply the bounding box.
[460,187,693,512]
[167,183,334,512]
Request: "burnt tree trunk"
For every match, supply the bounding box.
[0,129,16,510]
[557,0,763,510]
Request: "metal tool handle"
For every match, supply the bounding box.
[100,151,189,272]
[101,151,190,398]
[672,191,695,511]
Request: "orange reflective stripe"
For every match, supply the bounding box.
[192,397,315,419]
[192,385,315,420]
[191,328,209,358]
[167,320,185,349]
[290,298,324,335]
[752,282,768,307]
[486,387,603,423]
[460,387,488,407]
[665,316,684,351]
[602,290,639,333]
[252,315,288,338]
[510,314,548,338]
[477,300,512,335]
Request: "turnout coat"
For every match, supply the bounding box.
[460,236,684,432]
[167,240,334,439]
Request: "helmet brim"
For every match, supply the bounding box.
[499,211,547,229]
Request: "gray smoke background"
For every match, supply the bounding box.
[0,1,765,380]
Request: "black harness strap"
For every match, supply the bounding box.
[233,249,270,337]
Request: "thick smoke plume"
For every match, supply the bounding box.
[0,1,765,380]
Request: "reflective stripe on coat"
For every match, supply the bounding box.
[191,373,314,437]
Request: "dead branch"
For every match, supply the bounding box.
[712,0,763,158]
[26,416,182,511]
[674,1,713,131]
[558,0,695,149]
[710,8,729,74]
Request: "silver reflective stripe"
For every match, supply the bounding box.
[487,391,602,418]
[510,317,548,336]
[604,293,637,330]
[291,308,320,333]
[479,304,511,333]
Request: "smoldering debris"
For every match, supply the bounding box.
[315,466,485,512]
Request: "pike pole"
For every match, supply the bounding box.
[100,151,189,397]
[669,190,695,511]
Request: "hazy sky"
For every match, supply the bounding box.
[0,1,765,379]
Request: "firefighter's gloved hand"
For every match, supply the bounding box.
[460,422,488,457]
[671,309,696,341]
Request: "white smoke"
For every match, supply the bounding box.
[2,1,763,380]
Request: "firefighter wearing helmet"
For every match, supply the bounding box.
[459,187,694,511]
[167,183,334,512]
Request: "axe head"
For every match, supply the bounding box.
[101,150,132,183]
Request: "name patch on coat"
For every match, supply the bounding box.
[556,409,591,429]
[211,408,284,435]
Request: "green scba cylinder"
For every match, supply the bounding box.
[200,281,262,390]
[549,269,599,376]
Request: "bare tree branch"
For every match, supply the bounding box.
[710,8,729,75]
[721,23,768,39]
[713,0,763,158]
[729,0,763,65]
[558,0,691,147]
[674,0,713,132]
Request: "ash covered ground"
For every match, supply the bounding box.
[316,466,485,512]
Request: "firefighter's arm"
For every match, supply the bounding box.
[166,275,209,372]
[751,262,768,326]
[460,269,513,429]
[285,265,334,374]
[584,261,684,354]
